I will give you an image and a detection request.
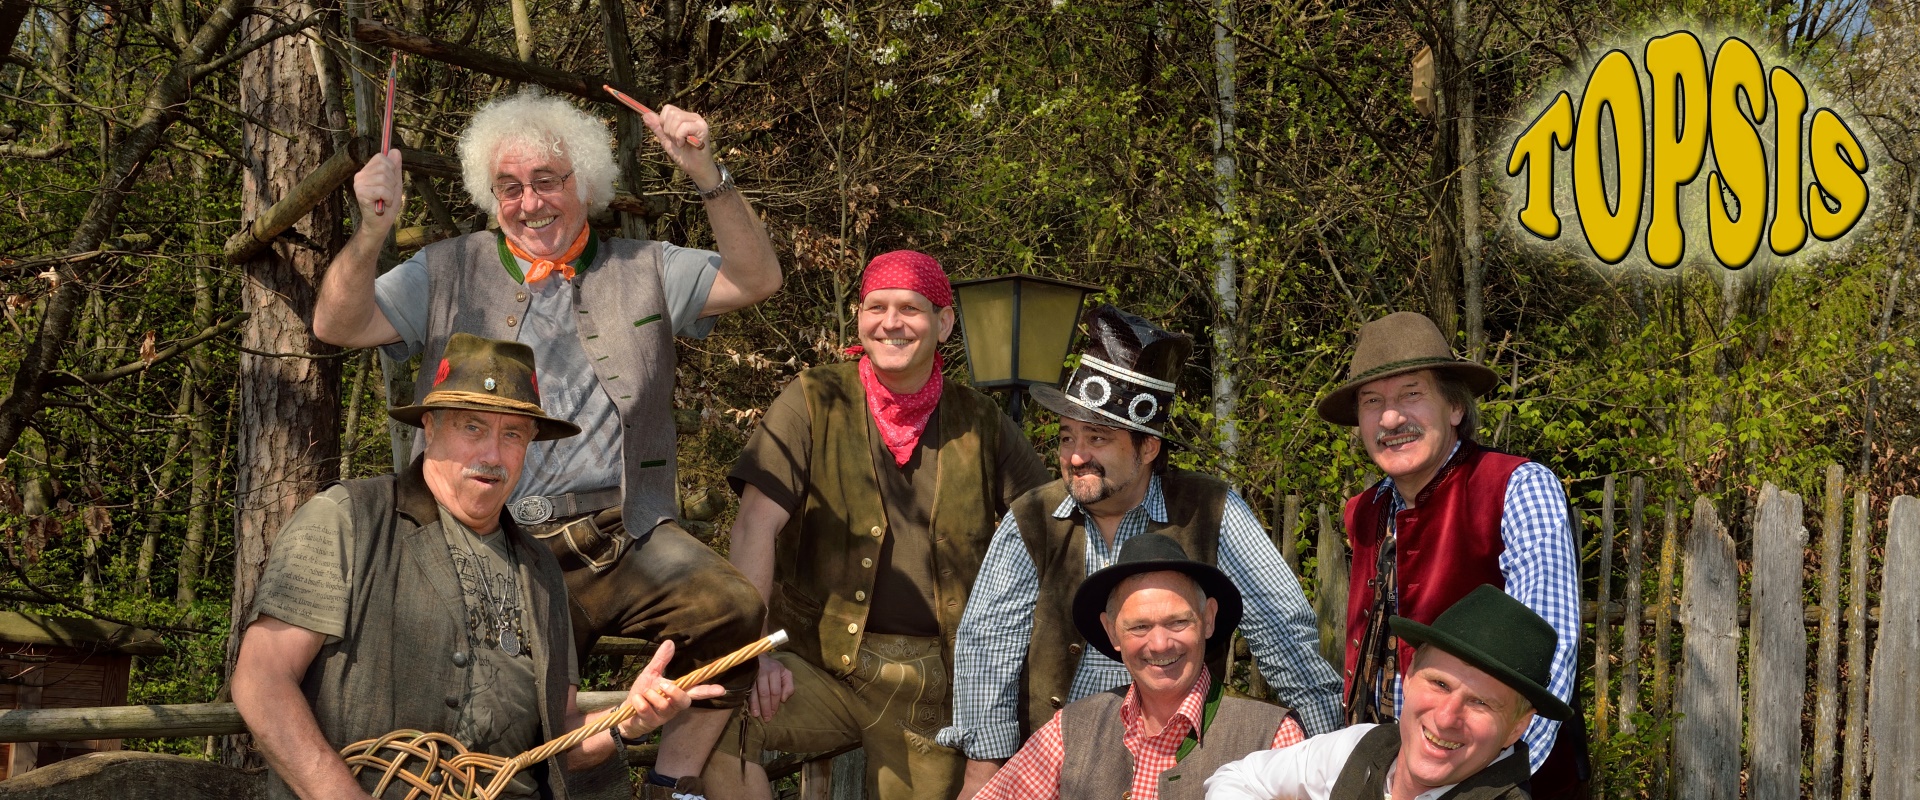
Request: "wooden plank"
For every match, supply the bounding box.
[829,747,865,800]
[1594,475,1615,745]
[1282,494,1302,572]
[6,672,41,777]
[0,612,167,656]
[799,757,832,800]
[1815,465,1845,799]
[1676,496,1739,800]
[1619,476,1645,735]
[1843,491,1872,800]
[1653,496,1677,800]
[1872,495,1920,800]
[1314,502,1348,669]
[1748,483,1807,800]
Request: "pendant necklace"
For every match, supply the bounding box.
[463,531,523,658]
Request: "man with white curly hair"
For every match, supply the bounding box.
[315,90,780,800]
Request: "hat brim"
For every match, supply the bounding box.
[1031,384,1191,451]
[1315,359,1500,427]
[1389,615,1574,721]
[1071,558,1243,664]
[389,401,581,442]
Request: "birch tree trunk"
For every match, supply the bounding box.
[224,0,344,766]
[1210,0,1240,464]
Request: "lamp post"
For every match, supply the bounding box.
[952,274,1099,423]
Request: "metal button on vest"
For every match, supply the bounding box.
[515,291,527,302]
[861,558,873,568]
[870,525,884,538]
[854,591,866,601]
[1068,643,1082,656]
[847,623,859,634]
[506,314,518,327]
[445,695,461,709]
[1048,696,1063,709]
[452,651,469,667]
[841,654,852,665]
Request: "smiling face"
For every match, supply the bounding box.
[1355,369,1463,501]
[856,288,954,389]
[492,146,588,261]
[420,409,537,534]
[1394,647,1535,797]
[1057,418,1158,514]
[1101,571,1217,703]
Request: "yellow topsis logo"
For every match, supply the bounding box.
[1505,32,1869,269]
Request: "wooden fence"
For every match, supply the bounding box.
[1248,466,1918,799]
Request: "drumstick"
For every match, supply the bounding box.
[375,51,398,215]
[603,84,704,149]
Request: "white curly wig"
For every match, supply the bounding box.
[458,90,620,217]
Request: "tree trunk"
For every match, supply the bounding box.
[138,378,193,597]
[1209,0,1239,465]
[223,0,344,766]
[1451,0,1484,358]
[1426,102,1459,339]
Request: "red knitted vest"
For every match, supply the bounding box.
[1341,444,1528,684]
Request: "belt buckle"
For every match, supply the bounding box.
[512,495,554,525]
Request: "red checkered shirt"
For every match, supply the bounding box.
[974,668,1307,800]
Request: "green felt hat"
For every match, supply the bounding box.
[388,333,580,441]
[1389,584,1573,721]
[1315,311,1498,427]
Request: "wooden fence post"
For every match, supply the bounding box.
[1315,503,1348,669]
[1871,495,1920,799]
[1619,477,1644,736]
[1653,497,1676,800]
[1814,465,1845,799]
[1844,491,1872,800]
[1676,496,1738,800]
[1594,475,1616,747]
[1749,484,1807,800]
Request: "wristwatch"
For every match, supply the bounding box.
[610,723,645,750]
[697,163,736,201]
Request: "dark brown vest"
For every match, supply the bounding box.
[1008,471,1229,738]
[1329,723,1532,800]
[1059,683,1289,800]
[262,463,586,800]
[769,362,1009,678]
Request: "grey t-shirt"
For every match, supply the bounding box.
[372,238,720,500]
[251,487,578,800]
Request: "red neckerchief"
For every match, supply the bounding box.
[859,353,944,468]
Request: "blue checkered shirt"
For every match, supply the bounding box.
[936,475,1345,760]
[1373,447,1581,773]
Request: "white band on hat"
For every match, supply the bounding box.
[1080,355,1177,393]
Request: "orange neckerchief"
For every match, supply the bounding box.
[505,225,590,283]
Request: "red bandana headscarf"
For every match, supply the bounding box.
[855,250,953,467]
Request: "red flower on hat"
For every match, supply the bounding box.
[529,370,539,398]
[433,358,451,386]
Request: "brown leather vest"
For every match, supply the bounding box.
[1329,723,1531,800]
[1059,682,1289,800]
[1008,471,1229,738]
[769,362,1008,678]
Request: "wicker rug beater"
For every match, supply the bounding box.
[338,629,789,799]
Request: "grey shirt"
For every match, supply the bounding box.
[373,241,720,500]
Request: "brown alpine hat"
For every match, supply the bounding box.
[1315,311,1498,427]
[388,332,580,441]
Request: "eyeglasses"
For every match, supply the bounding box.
[490,171,574,202]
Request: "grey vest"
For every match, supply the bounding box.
[1058,683,1288,800]
[1329,723,1532,800]
[418,231,679,533]
[262,463,583,800]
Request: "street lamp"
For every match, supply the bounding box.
[952,274,1100,423]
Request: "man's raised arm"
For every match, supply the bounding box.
[233,616,373,800]
[313,150,405,349]
[634,105,780,317]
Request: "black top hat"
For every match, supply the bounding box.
[1031,305,1192,447]
[1389,584,1574,721]
[388,333,581,441]
[1071,533,1243,663]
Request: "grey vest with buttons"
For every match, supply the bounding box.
[262,463,625,800]
[418,231,679,534]
[1058,684,1288,800]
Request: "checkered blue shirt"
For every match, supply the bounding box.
[1373,447,1581,773]
[936,476,1345,760]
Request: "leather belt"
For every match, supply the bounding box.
[510,487,621,525]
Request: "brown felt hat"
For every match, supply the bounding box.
[388,333,580,441]
[1315,311,1498,427]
